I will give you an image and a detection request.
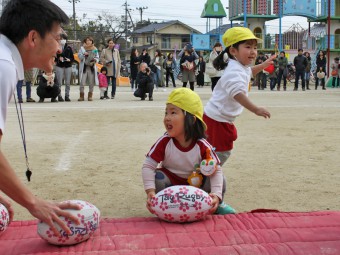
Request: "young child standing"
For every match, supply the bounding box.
[142,88,235,215]
[98,66,109,99]
[203,27,272,166]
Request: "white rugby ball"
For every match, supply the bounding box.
[37,200,100,245]
[0,203,10,235]
[150,185,213,223]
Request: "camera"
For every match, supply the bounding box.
[146,67,150,73]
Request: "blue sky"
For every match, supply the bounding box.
[50,0,309,34]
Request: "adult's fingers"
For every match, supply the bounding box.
[58,201,82,210]
[57,207,80,226]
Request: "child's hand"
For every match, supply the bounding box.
[263,54,276,68]
[146,189,156,214]
[209,193,220,214]
[255,107,271,119]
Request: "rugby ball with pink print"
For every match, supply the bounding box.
[150,185,213,222]
[37,200,100,245]
[0,203,10,235]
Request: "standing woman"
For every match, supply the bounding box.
[78,36,99,101]
[151,49,164,89]
[196,56,206,88]
[100,39,121,99]
[55,34,74,101]
[315,50,327,90]
[179,44,197,91]
[130,47,140,91]
[304,51,311,90]
[209,42,224,91]
[277,51,288,91]
[165,53,176,87]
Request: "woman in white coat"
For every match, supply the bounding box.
[78,36,99,101]
[208,42,225,91]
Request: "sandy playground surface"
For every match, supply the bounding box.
[2,82,340,221]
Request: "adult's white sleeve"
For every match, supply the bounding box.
[0,60,16,133]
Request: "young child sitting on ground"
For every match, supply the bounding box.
[142,88,235,215]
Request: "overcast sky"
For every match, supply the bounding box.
[50,0,309,34]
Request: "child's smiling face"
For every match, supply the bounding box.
[164,104,186,142]
[230,39,258,66]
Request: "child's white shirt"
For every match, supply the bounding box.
[142,134,223,199]
[204,59,251,123]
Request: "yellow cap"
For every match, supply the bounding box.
[222,27,261,48]
[167,88,207,130]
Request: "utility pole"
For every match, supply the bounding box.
[124,1,128,50]
[123,1,134,51]
[68,0,79,40]
[136,6,148,23]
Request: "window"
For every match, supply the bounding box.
[132,37,138,43]
[161,35,171,49]
[147,36,152,43]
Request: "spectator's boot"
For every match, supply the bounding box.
[306,80,310,90]
[88,92,93,101]
[78,92,85,101]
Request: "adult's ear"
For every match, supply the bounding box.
[26,30,39,49]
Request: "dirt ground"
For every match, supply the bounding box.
[2,83,340,221]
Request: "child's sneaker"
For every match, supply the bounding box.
[215,202,236,215]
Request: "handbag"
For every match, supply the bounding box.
[283,67,288,78]
[331,69,338,76]
[205,62,217,77]
[149,64,158,73]
[133,88,143,98]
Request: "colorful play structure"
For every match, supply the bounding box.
[200,0,340,83]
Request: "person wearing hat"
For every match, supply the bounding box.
[204,27,272,166]
[142,88,236,215]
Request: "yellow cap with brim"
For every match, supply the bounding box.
[167,88,207,130]
[222,27,262,48]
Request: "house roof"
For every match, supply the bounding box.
[133,20,201,34]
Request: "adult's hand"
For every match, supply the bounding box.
[28,198,81,237]
[0,195,14,222]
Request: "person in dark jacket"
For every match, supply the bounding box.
[293,48,308,91]
[196,56,206,87]
[315,50,327,90]
[55,34,74,101]
[140,48,151,66]
[36,72,61,103]
[164,53,176,87]
[136,63,154,101]
[304,51,312,90]
[277,51,288,91]
[130,47,140,91]
[255,52,267,90]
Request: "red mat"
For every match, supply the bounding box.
[1,211,340,255]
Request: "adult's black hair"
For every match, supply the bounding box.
[212,40,247,71]
[130,47,137,57]
[183,111,206,142]
[0,0,69,45]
